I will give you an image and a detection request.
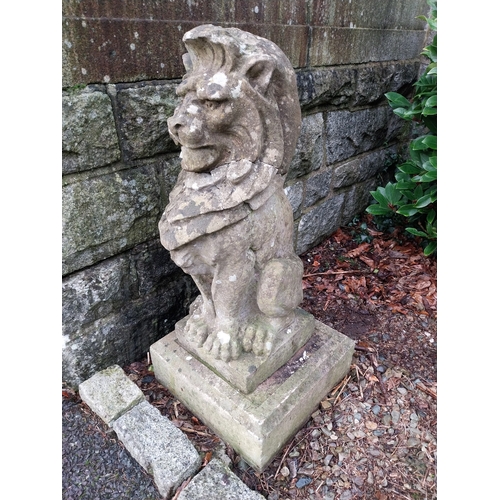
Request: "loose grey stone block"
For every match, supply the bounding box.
[78,365,144,425]
[112,401,201,498]
[178,458,265,500]
[62,87,120,174]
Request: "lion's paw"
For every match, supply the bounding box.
[203,328,242,361]
[242,322,274,357]
[185,314,210,347]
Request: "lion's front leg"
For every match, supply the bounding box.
[202,250,257,361]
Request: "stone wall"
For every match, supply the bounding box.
[62,0,431,387]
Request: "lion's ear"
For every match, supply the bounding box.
[182,53,193,73]
[243,57,275,94]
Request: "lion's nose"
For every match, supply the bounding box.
[167,114,183,143]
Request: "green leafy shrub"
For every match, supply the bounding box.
[366,0,437,256]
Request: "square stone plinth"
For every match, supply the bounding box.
[150,320,355,471]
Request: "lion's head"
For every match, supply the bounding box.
[167,25,301,176]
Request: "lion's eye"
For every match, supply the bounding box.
[202,100,223,110]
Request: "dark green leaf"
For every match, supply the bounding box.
[422,135,437,150]
[397,205,420,217]
[370,189,390,207]
[385,92,411,108]
[415,194,433,208]
[398,162,423,175]
[406,227,429,238]
[423,241,437,256]
[366,204,393,216]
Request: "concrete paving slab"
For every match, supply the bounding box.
[178,458,265,500]
[112,400,201,498]
[78,364,144,424]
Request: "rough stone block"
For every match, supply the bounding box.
[296,194,345,255]
[62,273,196,388]
[150,320,355,471]
[332,146,399,189]
[113,82,180,161]
[296,67,355,110]
[303,169,333,208]
[178,458,265,500]
[112,400,201,498]
[353,61,420,107]
[62,164,161,275]
[62,240,180,338]
[78,365,144,425]
[287,113,324,180]
[340,177,381,226]
[62,87,120,174]
[325,107,395,166]
[284,182,303,220]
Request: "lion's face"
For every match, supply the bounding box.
[167,71,263,173]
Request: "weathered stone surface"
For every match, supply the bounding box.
[325,107,402,166]
[304,169,333,208]
[78,365,144,425]
[62,164,161,275]
[156,156,183,206]
[296,194,345,255]
[178,458,265,500]
[159,25,314,384]
[340,177,382,226]
[311,0,429,30]
[296,67,355,110]
[284,182,303,220]
[113,82,180,161]
[112,400,201,498]
[353,61,420,106]
[150,320,355,471]
[62,240,179,335]
[62,87,120,174]
[309,28,426,67]
[62,17,308,86]
[332,146,399,189]
[62,18,190,86]
[287,113,324,181]
[62,270,196,388]
[63,0,429,86]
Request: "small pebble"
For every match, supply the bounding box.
[391,410,401,423]
[372,405,381,415]
[296,477,312,489]
[377,365,386,373]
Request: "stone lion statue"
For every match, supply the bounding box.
[159,25,314,372]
